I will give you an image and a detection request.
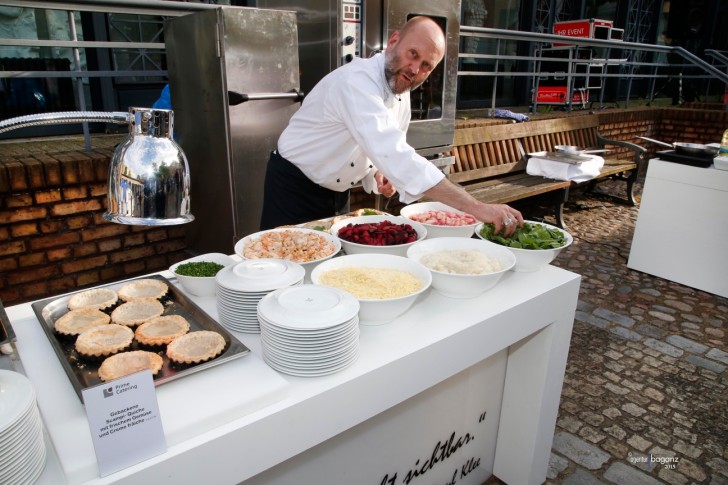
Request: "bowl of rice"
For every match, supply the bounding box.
[474,220,573,272]
[329,215,427,257]
[310,253,432,325]
[399,201,479,238]
[406,237,516,298]
[234,228,341,281]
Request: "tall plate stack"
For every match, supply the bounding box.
[0,370,47,485]
[257,285,360,376]
[215,259,305,333]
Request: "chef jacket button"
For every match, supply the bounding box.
[350,162,355,167]
[336,178,340,183]
[369,164,373,168]
[350,181,355,186]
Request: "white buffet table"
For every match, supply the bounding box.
[628,158,728,298]
[7,264,580,485]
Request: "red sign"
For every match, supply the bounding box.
[535,86,589,104]
[553,19,613,46]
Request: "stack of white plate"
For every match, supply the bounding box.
[257,285,360,377]
[216,258,305,333]
[0,370,46,485]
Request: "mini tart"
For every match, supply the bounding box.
[135,315,190,346]
[75,324,134,358]
[98,351,164,382]
[67,288,118,311]
[111,298,165,327]
[54,308,110,337]
[166,331,226,364]
[117,279,169,301]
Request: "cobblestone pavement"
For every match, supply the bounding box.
[515,181,728,485]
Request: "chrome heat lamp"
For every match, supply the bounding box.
[0,107,193,226]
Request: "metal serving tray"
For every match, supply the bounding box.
[528,151,589,165]
[31,275,249,402]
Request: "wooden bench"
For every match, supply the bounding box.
[447,115,646,228]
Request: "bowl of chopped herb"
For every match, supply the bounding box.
[475,220,572,272]
[169,253,236,296]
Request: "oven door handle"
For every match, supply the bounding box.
[228,89,304,106]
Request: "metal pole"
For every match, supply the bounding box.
[67,10,91,151]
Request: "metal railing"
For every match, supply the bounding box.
[2,2,728,150]
[459,26,728,113]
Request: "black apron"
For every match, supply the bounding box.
[259,150,350,230]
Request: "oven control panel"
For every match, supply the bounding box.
[341,0,361,64]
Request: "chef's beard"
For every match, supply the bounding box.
[384,50,424,95]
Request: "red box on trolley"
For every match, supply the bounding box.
[553,18,614,47]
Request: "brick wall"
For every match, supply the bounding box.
[0,149,190,306]
[2,106,726,307]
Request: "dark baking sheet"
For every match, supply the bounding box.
[31,275,249,402]
[656,150,714,168]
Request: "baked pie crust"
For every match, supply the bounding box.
[67,288,118,311]
[118,279,169,301]
[111,298,165,327]
[166,330,226,364]
[54,308,110,336]
[135,315,190,346]
[98,350,164,382]
[75,324,134,358]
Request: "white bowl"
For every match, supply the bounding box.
[169,253,236,296]
[474,220,573,272]
[234,228,341,280]
[310,253,432,325]
[399,201,479,238]
[329,215,427,257]
[406,237,516,298]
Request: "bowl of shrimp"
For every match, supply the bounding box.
[399,202,479,238]
[234,228,341,281]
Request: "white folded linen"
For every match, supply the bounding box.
[527,154,604,182]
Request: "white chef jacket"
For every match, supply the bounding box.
[277,53,445,204]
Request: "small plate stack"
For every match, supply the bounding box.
[257,285,360,377]
[215,259,305,333]
[0,370,46,485]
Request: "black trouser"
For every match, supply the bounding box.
[259,151,350,230]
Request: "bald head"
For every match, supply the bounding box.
[384,16,446,94]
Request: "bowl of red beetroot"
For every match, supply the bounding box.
[329,215,427,257]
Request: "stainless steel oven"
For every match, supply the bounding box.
[254,0,462,162]
[165,3,461,255]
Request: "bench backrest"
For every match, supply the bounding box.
[448,115,600,184]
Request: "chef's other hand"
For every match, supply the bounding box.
[475,203,523,237]
[375,171,397,198]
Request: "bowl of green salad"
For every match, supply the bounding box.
[169,253,236,296]
[475,220,572,272]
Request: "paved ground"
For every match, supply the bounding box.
[501,180,728,485]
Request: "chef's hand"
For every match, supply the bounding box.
[473,203,523,237]
[375,171,397,198]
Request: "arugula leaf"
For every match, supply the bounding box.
[479,222,567,250]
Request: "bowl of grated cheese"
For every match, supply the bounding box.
[310,253,432,325]
[406,237,515,298]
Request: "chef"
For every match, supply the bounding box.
[260,15,523,235]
